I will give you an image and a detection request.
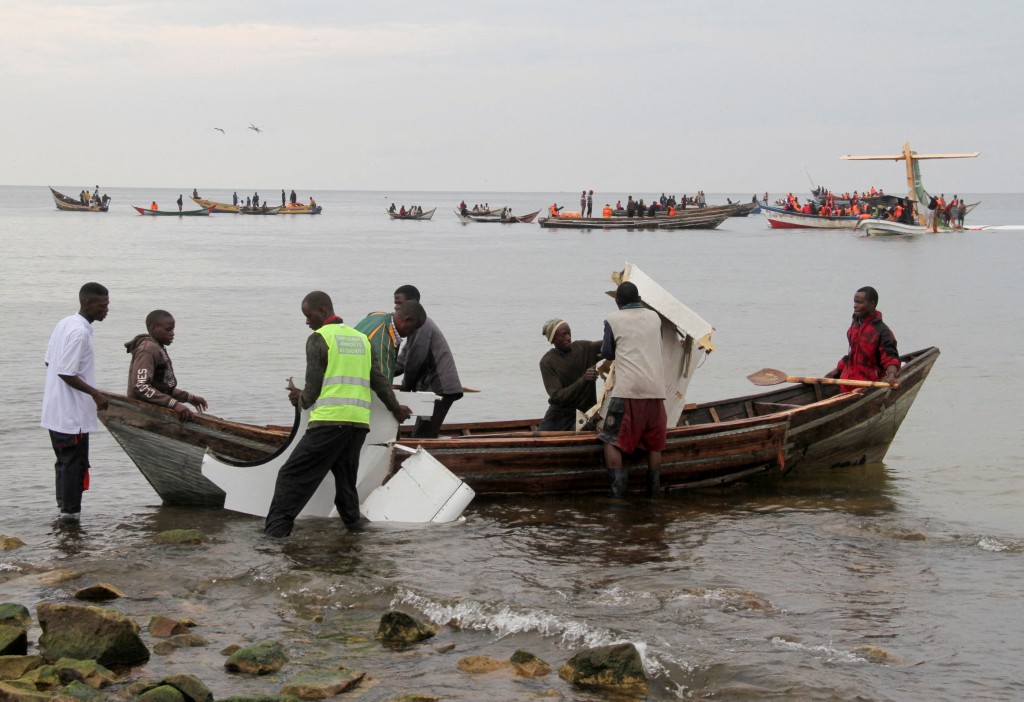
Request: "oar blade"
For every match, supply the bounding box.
[746,368,789,386]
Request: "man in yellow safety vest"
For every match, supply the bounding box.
[264,291,411,537]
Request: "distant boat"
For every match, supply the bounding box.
[279,203,322,215]
[760,203,863,230]
[239,205,283,215]
[728,202,757,217]
[540,207,733,230]
[50,187,108,212]
[388,207,436,220]
[455,208,540,224]
[192,196,240,214]
[132,205,212,217]
[857,219,928,237]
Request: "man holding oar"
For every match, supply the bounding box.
[827,286,900,392]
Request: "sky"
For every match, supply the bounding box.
[3,0,1023,194]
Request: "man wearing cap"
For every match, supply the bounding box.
[599,282,666,497]
[538,319,602,432]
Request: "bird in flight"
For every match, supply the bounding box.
[214,127,225,134]
[248,123,263,134]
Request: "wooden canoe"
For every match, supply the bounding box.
[239,205,283,215]
[279,203,322,214]
[760,203,864,230]
[456,209,540,224]
[132,205,213,216]
[192,196,240,214]
[540,207,733,230]
[388,208,436,220]
[50,187,108,212]
[98,347,937,505]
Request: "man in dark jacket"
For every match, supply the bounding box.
[538,318,602,431]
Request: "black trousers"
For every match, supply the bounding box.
[411,393,463,439]
[50,431,89,514]
[264,424,368,537]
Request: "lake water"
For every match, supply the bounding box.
[1,186,1022,700]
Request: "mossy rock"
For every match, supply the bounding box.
[57,679,102,701]
[159,673,213,702]
[279,669,365,698]
[0,625,28,656]
[0,536,25,551]
[137,684,186,702]
[510,649,552,677]
[153,530,205,545]
[376,611,435,646]
[18,663,61,689]
[558,642,648,694]
[224,640,288,675]
[0,604,31,629]
[0,681,51,700]
[52,658,117,689]
[37,603,149,666]
[0,654,43,680]
[456,656,511,674]
[72,584,124,602]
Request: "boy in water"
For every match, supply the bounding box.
[125,310,208,421]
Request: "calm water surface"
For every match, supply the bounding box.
[1,186,1022,700]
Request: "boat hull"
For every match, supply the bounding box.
[388,208,436,220]
[540,208,732,230]
[279,205,322,214]
[50,187,108,212]
[857,220,928,237]
[192,197,240,214]
[101,347,938,505]
[761,204,863,230]
[133,205,212,216]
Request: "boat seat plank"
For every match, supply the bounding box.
[752,402,802,416]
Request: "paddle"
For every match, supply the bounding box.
[746,368,898,389]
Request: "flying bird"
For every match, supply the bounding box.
[248,123,262,134]
[214,127,225,134]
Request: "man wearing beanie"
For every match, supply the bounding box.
[538,318,602,431]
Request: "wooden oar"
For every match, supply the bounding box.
[746,368,898,389]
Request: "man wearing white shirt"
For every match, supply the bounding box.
[41,282,110,522]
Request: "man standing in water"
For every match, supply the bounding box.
[41,282,110,523]
[393,285,463,438]
[599,282,666,497]
[538,318,602,431]
[827,286,900,392]
[264,291,410,537]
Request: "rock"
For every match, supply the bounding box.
[153,530,205,545]
[0,681,51,700]
[72,584,124,602]
[165,633,207,648]
[434,643,455,653]
[0,626,27,656]
[376,611,435,646]
[219,644,241,656]
[149,616,190,638]
[57,680,101,701]
[851,644,903,664]
[510,649,552,677]
[558,642,648,695]
[17,663,60,689]
[0,655,43,680]
[52,658,117,689]
[159,674,213,702]
[137,684,186,702]
[0,605,31,629]
[152,642,176,656]
[178,618,199,628]
[279,669,365,698]
[387,695,441,702]
[224,640,288,675]
[217,697,300,702]
[37,603,149,667]
[0,536,25,552]
[456,656,511,674]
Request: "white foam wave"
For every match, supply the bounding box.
[976,536,1012,552]
[0,561,24,573]
[771,636,864,664]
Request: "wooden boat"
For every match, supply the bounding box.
[728,202,757,217]
[540,207,733,230]
[279,203,323,215]
[455,209,540,224]
[388,208,436,220]
[132,205,213,216]
[50,187,108,212]
[192,197,240,214]
[760,203,864,230]
[857,219,928,237]
[97,347,937,504]
[239,205,283,215]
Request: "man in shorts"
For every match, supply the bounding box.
[599,282,666,497]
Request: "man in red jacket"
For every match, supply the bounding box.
[827,286,900,392]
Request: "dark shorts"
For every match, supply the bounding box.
[599,397,667,453]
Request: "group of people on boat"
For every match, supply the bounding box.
[812,186,885,201]
[548,191,710,219]
[458,201,494,216]
[389,204,426,216]
[79,186,109,208]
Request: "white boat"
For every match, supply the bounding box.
[760,203,863,230]
[857,219,928,237]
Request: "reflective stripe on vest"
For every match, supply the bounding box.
[310,324,373,425]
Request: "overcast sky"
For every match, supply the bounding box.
[3,1,1022,194]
